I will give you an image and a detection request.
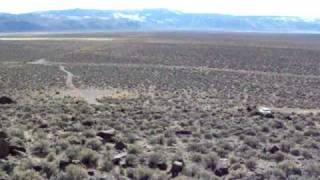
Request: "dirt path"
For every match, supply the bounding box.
[4,60,320,79]
[55,62,320,80]
[59,66,75,89]
[272,107,320,114]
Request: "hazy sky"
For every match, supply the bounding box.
[0,0,319,18]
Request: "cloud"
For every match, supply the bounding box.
[0,0,319,18]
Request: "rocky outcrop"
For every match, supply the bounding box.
[97,130,116,143]
[170,160,184,178]
[0,96,15,105]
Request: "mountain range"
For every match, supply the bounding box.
[0,9,320,32]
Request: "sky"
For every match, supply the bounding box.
[0,0,319,18]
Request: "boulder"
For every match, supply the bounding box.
[268,145,280,154]
[39,121,48,129]
[214,160,229,177]
[9,145,26,156]
[112,152,127,165]
[115,141,127,150]
[87,169,96,176]
[59,159,71,170]
[175,130,192,135]
[253,106,274,118]
[170,160,184,178]
[0,139,10,159]
[0,96,15,105]
[97,130,115,143]
[157,162,168,171]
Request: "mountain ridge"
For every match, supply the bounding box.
[0,9,320,32]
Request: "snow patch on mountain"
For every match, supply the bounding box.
[113,13,146,22]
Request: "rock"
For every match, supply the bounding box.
[170,160,184,178]
[0,139,10,159]
[39,122,48,129]
[112,152,127,165]
[32,164,42,172]
[0,96,15,105]
[9,145,26,156]
[59,159,71,170]
[97,130,116,143]
[214,160,229,177]
[268,145,280,154]
[285,115,293,120]
[253,106,274,118]
[175,130,192,135]
[88,169,96,176]
[157,162,167,171]
[115,141,127,150]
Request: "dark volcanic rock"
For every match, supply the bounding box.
[9,145,26,156]
[268,145,280,154]
[0,139,10,159]
[170,160,184,178]
[0,96,15,105]
[97,130,116,143]
[175,130,192,135]
[115,141,127,150]
[214,161,229,177]
[59,159,71,170]
[157,162,168,171]
[87,169,96,176]
[112,152,127,165]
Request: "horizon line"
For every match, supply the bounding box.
[0,8,319,19]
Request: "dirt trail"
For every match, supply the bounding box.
[272,107,320,114]
[58,65,105,105]
[57,64,137,105]
[4,60,320,79]
[59,66,75,89]
[56,62,320,79]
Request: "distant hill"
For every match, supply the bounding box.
[0,9,320,32]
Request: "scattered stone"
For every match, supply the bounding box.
[175,130,192,135]
[9,145,26,156]
[0,139,10,159]
[157,162,168,171]
[115,141,127,150]
[170,160,184,178]
[112,152,127,165]
[39,121,48,129]
[214,160,229,177]
[59,159,71,170]
[32,164,42,172]
[0,96,15,105]
[253,106,274,118]
[88,169,96,176]
[268,145,280,154]
[97,130,116,143]
[285,115,293,120]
